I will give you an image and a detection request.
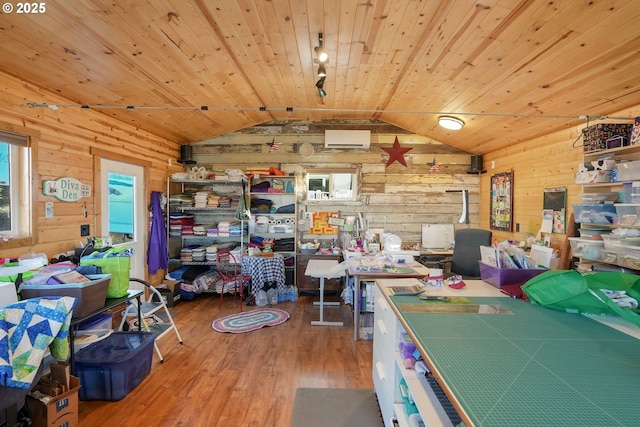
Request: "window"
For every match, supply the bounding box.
[0,125,36,246]
[306,168,359,201]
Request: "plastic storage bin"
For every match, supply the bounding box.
[78,313,114,331]
[578,192,619,203]
[616,245,640,270]
[399,333,417,360]
[74,331,156,401]
[572,203,618,224]
[478,262,546,288]
[578,229,610,240]
[568,238,605,260]
[601,234,623,250]
[617,160,640,181]
[614,204,640,226]
[19,274,111,318]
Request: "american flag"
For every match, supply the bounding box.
[267,137,280,152]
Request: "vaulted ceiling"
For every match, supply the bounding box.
[1,0,639,154]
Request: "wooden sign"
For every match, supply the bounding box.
[43,177,91,202]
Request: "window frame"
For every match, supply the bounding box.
[0,121,39,248]
[303,167,360,203]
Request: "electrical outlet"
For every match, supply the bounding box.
[80,224,90,236]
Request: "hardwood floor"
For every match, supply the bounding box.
[78,293,374,427]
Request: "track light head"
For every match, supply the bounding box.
[314,32,328,63]
[317,64,326,78]
[315,47,328,63]
[315,77,326,98]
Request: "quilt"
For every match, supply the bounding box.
[0,296,75,389]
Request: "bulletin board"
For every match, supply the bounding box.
[490,171,513,231]
[543,187,567,234]
[310,212,340,234]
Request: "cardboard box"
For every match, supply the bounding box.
[26,375,80,427]
[574,170,611,184]
[578,159,617,172]
[154,285,181,307]
[161,279,180,293]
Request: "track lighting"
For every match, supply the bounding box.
[438,116,464,130]
[317,64,326,78]
[316,77,326,98]
[314,33,328,63]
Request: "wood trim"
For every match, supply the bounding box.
[0,120,39,247]
[90,147,151,237]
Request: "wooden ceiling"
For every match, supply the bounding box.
[1,0,639,154]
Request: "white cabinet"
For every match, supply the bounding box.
[167,177,247,266]
[372,285,455,427]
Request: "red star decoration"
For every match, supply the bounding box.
[381,136,413,167]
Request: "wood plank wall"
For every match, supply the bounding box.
[0,72,181,283]
[1,66,638,274]
[480,105,640,256]
[192,124,479,247]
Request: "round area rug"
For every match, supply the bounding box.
[211,308,290,333]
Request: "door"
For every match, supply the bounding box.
[100,159,146,290]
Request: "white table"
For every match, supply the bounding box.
[305,259,345,326]
[347,260,430,340]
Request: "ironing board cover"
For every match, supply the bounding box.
[0,296,75,389]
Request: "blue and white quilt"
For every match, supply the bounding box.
[0,296,75,389]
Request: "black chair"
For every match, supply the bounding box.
[442,228,492,279]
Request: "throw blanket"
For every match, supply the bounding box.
[0,296,75,389]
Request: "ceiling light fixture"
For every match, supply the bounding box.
[314,33,328,63]
[316,77,326,98]
[317,64,326,78]
[438,116,464,130]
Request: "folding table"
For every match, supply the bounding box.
[305,259,345,326]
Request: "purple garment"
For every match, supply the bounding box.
[147,191,168,274]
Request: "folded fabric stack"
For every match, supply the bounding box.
[218,221,231,237]
[180,247,193,263]
[206,245,218,262]
[206,226,219,237]
[169,212,194,237]
[218,196,233,209]
[208,193,221,208]
[193,225,211,236]
[193,191,209,208]
[192,247,206,262]
[229,221,244,237]
[272,237,295,252]
[168,193,194,208]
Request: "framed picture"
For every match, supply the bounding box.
[543,187,567,234]
[490,171,513,231]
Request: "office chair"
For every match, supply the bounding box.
[442,228,492,279]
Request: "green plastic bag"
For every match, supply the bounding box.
[80,247,131,298]
[522,270,640,328]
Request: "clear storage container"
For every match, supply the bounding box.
[572,203,618,224]
[568,238,605,260]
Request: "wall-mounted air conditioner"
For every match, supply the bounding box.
[324,130,371,149]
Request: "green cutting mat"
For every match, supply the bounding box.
[391,295,640,426]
